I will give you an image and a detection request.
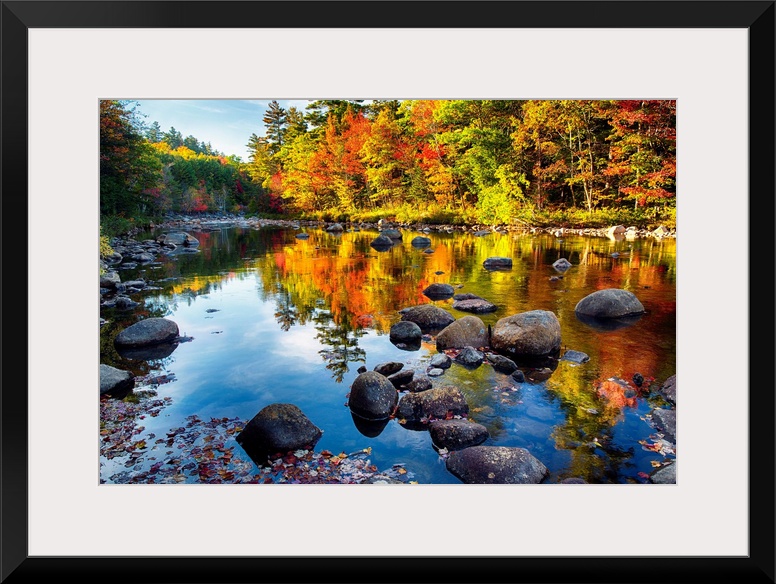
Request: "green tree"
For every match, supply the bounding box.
[100,99,161,218]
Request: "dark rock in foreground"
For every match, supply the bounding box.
[490,310,561,358]
[348,371,398,421]
[99,364,135,397]
[114,317,180,348]
[445,445,549,484]
[575,288,645,319]
[236,403,323,464]
[429,419,489,451]
[396,385,469,422]
[400,304,455,332]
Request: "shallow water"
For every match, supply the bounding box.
[100,225,676,484]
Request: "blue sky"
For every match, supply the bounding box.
[133,99,312,162]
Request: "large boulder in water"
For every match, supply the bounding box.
[236,403,323,463]
[435,315,489,350]
[400,305,455,332]
[114,317,179,348]
[574,288,645,319]
[445,445,548,484]
[99,364,135,397]
[490,310,561,358]
[348,371,398,421]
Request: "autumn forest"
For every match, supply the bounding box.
[100,99,676,235]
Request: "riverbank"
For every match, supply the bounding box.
[119,212,676,241]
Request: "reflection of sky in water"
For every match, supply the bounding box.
[101,227,676,484]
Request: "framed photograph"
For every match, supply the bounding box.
[3,1,773,582]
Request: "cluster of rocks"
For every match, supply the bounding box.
[341,282,653,484]
[647,374,677,484]
[100,230,203,315]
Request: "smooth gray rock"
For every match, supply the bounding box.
[99,364,135,396]
[435,315,489,351]
[380,228,403,240]
[455,346,484,368]
[400,305,455,332]
[445,445,549,484]
[429,353,452,369]
[423,283,455,300]
[452,296,497,314]
[490,310,561,358]
[575,288,645,319]
[552,258,572,272]
[114,317,179,348]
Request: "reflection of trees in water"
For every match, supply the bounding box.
[273,287,298,331]
[313,311,366,383]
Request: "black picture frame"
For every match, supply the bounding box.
[2,1,774,582]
